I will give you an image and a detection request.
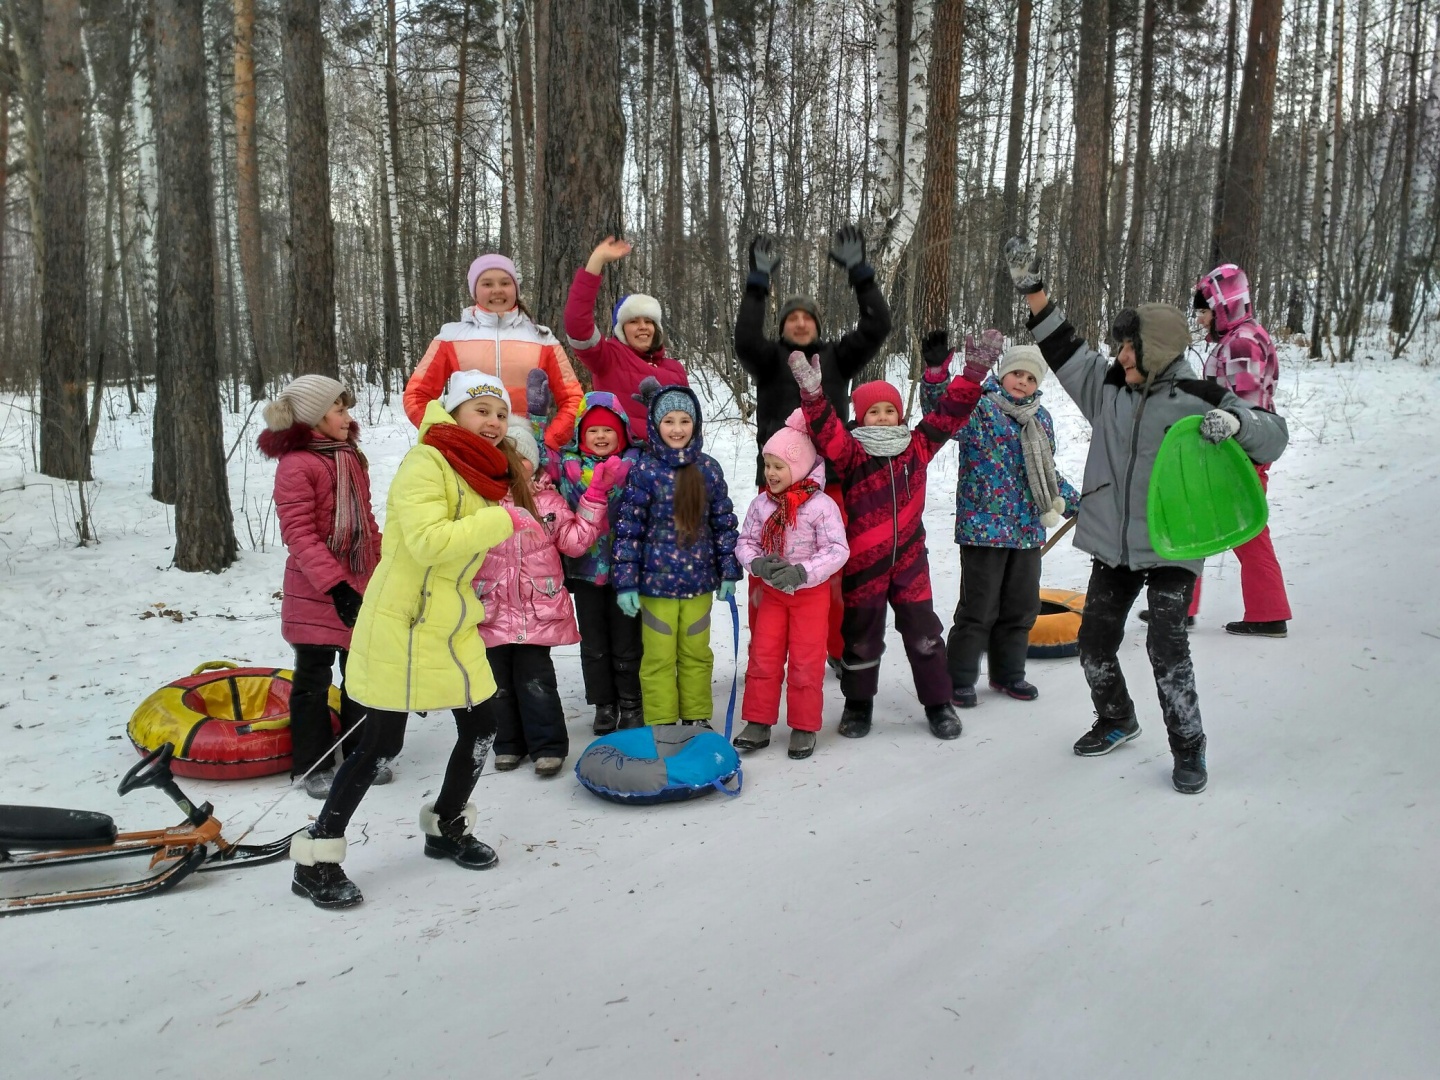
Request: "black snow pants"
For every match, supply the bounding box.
[568,579,643,708]
[288,645,363,777]
[1077,560,1204,749]
[946,546,1043,689]
[485,644,569,761]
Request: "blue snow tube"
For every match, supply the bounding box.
[574,725,743,805]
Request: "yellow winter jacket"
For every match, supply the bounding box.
[345,400,516,713]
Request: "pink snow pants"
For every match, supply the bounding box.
[742,581,831,732]
[1189,463,1292,622]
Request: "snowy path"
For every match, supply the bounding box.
[1,357,1437,1078]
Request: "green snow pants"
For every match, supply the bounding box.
[639,594,715,725]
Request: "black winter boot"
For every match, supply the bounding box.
[421,802,498,870]
[1073,714,1141,757]
[1171,735,1208,794]
[592,703,619,735]
[1225,620,1287,638]
[838,699,873,738]
[989,678,1039,701]
[731,722,772,750]
[952,685,978,709]
[617,699,644,730]
[289,830,363,909]
[925,702,963,740]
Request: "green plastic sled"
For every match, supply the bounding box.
[1148,414,1268,561]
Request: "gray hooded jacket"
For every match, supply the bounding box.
[1028,301,1289,575]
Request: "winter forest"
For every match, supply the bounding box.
[3,0,1437,569]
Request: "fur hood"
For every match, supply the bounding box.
[258,421,361,460]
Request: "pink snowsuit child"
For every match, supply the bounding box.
[732,410,850,759]
[473,417,629,776]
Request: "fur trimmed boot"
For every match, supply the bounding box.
[290,830,363,909]
[420,801,498,870]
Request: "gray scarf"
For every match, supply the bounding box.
[991,391,1064,525]
[851,424,913,458]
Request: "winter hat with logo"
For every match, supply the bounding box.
[762,408,818,480]
[851,380,904,421]
[506,417,540,472]
[467,254,519,300]
[580,405,628,449]
[996,344,1047,387]
[264,374,349,431]
[778,296,821,333]
[613,294,665,348]
[441,370,511,414]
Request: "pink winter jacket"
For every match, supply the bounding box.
[734,459,850,590]
[472,474,611,648]
[260,424,382,649]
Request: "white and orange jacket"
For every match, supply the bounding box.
[403,305,584,450]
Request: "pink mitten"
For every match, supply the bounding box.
[588,457,632,496]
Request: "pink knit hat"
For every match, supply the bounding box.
[467,254,519,300]
[851,380,904,422]
[762,408,817,480]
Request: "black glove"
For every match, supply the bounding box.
[828,224,866,272]
[768,562,808,593]
[749,235,780,276]
[1003,236,1044,295]
[921,330,951,371]
[1176,378,1227,408]
[328,582,363,628]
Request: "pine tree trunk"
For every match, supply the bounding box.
[1123,0,1156,307]
[233,0,267,399]
[39,0,90,482]
[281,0,337,378]
[914,0,964,336]
[1067,0,1109,344]
[1209,0,1240,266]
[153,0,236,571]
[1215,0,1283,273]
[535,0,624,325]
[990,0,1030,330]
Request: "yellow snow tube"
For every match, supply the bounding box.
[1028,589,1085,659]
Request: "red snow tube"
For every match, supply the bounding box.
[126,661,341,780]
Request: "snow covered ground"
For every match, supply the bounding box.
[1,345,1438,1079]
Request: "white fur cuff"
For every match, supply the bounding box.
[419,800,477,837]
[290,832,346,866]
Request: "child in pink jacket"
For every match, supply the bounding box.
[731,410,850,759]
[475,414,629,777]
[258,375,384,797]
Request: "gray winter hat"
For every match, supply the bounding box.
[778,295,821,331]
[264,375,349,431]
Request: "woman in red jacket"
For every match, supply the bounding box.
[564,236,689,443]
[259,375,386,798]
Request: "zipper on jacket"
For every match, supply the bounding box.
[1118,389,1151,567]
[888,461,899,567]
[405,566,433,709]
[449,553,482,704]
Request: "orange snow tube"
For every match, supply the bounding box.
[126,661,341,780]
[1027,588,1086,659]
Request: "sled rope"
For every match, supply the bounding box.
[723,592,739,741]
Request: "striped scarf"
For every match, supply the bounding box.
[309,437,376,575]
[760,479,821,556]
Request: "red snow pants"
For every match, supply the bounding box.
[741,581,831,732]
[1187,463,1291,622]
[749,483,846,661]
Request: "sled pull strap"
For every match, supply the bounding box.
[723,593,740,741]
[711,765,743,798]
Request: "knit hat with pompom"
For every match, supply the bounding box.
[263,375,348,431]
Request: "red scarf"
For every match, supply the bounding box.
[421,423,512,501]
[760,479,821,556]
[310,435,376,575]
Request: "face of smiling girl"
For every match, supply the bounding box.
[658,411,694,449]
[452,395,510,442]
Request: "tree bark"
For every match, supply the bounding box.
[1066,0,1109,344]
[446,0,472,286]
[39,0,90,482]
[1389,0,1424,333]
[281,0,337,377]
[232,0,267,398]
[1123,0,1156,307]
[914,0,964,335]
[990,0,1030,330]
[153,0,236,570]
[1208,0,1240,266]
[1214,0,1283,273]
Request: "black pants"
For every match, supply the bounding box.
[486,644,568,760]
[315,704,496,837]
[289,645,363,777]
[568,579,643,707]
[1078,560,1203,748]
[946,546,1042,688]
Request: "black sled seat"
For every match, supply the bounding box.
[0,806,118,853]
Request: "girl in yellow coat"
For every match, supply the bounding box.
[290,371,545,909]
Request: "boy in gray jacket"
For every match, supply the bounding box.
[1002,238,1290,794]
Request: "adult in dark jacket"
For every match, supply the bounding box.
[735,225,892,664]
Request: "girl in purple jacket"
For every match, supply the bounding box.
[731,410,850,759]
[259,375,384,798]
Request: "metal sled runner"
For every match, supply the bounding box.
[0,744,298,916]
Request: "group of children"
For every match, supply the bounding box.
[264,228,1289,909]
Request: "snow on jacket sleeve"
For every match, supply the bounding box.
[540,341,583,451]
[274,453,349,596]
[549,489,611,559]
[1030,302,1109,424]
[802,390,866,478]
[392,448,516,566]
[564,266,611,377]
[914,374,984,464]
[612,459,654,592]
[829,276,893,381]
[403,338,457,427]
[705,458,742,582]
[796,492,849,585]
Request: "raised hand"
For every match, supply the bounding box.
[960,329,1004,384]
[921,330,952,372]
[786,349,823,398]
[828,224,866,272]
[749,235,781,276]
[1003,236,1044,295]
[587,456,632,495]
[526,368,553,418]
